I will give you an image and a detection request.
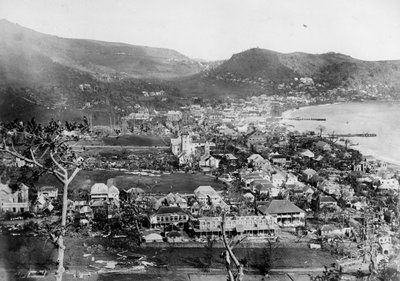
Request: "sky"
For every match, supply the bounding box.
[0,0,400,61]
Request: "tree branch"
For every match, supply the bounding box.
[67,167,80,185]
[50,151,67,175]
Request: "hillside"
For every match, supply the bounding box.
[1,20,400,122]
[177,48,400,98]
[0,19,206,82]
[0,20,202,122]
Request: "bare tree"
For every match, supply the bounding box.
[220,213,244,281]
[0,118,89,281]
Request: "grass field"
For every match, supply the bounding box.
[37,170,224,194]
[103,135,170,147]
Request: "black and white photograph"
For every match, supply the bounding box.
[0,1,399,280]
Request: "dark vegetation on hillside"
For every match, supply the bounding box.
[2,20,400,122]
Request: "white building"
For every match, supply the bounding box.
[377,178,399,191]
[0,182,29,213]
[271,173,285,187]
[90,183,120,204]
[38,186,58,200]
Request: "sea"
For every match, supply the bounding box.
[281,101,400,166]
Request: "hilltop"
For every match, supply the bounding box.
[177,48,400,97]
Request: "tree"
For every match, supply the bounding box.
[0,118,89,281]
[221,213,244,281]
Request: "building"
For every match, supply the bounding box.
[166,110,182,122]
[319,224,352,237]
[193,215,277,237]
[199,154,220,171]
[171,134,215,166]
[377,178,399,191]
[286,173,299,185]
[271,173,285,187]
[247,131,266,146]
[319,195,338,208]
[90,183,120,205]
[315,141,331,151]
[0,182,29,213]
[38,186,58,200]
[143,232,164,243]
[299,149,315,158]
[149,206,189,228]
[302,168,317,181]
[194,186,222,205]
[257,200,306,227]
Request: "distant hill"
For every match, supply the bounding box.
[0,19,208,83]
[177,48,400,97]
[1,19,400,122]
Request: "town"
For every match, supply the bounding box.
[1,93,399,281]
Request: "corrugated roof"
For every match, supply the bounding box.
[258,200,305,214]
[156,206,187,215]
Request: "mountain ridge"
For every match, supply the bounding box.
[1,19,400,122]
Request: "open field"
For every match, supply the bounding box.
[37,170,224,194]
[103,135,170,147]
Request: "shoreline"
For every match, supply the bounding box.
[281,101,400,170]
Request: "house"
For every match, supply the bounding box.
[350,200,367,211]
[242,192,255,202]
[166,231,186,243]
[302,185,316,197]
[194,186,222,205]
[377,178,399,191]
[271,173,285,187]
[90,183,109,201]
[302,168,317,182]
[149,206,189,228]
[199,154,220,170]
[108,185,120,202]
[242,172,269,188]
[250,179,274,195]
[299,149,315,158]
[247,131,266,146]
[318,180,341,196]
[0,182,29,214]
[247,154,263,164]
[166,110,182,122]
[319,224,352,237]
[123,187,145,201]
[177,152,192,166]
[257,200,306,227]
[157,193,188,209]
[33,195,54,213]
[315,141,331,151]
[79,206,93,219]
[38,186,58,200]
[286,173,299,185]
[377,233,394,255]
[90,183,120,205]
[143,232,164,243]
[319,195,338,208]
[270,155,287,166]
[193,215,277,237]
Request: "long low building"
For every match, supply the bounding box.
[192,214,278,237]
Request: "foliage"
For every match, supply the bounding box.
[0,117,90,281]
